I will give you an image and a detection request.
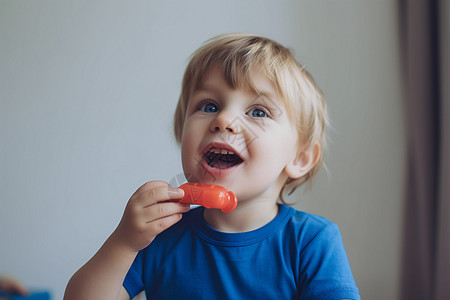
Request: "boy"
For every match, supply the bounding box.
[65,33,360,299]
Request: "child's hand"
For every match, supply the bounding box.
[111,181,189,252]
[0,275,29,296]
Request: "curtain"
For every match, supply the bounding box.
[399,0,450,299]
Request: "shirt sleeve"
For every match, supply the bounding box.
[298,223,360,300]
[123,249,145,298]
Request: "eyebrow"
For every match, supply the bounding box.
[193,81,280,110]
[254,91,275,100]
[250,93,275,106]
[196,83,276,97]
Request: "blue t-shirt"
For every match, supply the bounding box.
[123,205,360,299]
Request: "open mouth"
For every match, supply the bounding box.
[203,147,244,169]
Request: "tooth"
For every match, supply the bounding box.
[228,150,234,155]
[220,149,227,155]
[210,148,220,154]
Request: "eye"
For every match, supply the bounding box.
[247,107,270,118]
[198,100,219,113]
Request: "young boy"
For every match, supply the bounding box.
[65,33,360,300]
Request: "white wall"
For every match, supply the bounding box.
[0,1,404,299]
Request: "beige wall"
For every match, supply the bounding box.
[0,1,404,299]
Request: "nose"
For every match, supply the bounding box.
[210,112,240,134]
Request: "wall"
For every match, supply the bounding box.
[0,1,404,299]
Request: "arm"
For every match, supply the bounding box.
[298,223,360,300]
[64,181,189,300]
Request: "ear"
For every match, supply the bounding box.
[284,143,321,179]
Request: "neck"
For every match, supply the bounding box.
[203,197,279,233]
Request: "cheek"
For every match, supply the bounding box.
[250,128,298,166]
[181,127,197,160]
[180,117,196,143]
[180,138,198,180]
[180,118,205,166]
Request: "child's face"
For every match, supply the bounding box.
[180,67,300,203]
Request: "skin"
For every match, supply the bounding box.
[64,67,319,300]
[180,66,317,233]
[64,182,190,300]
[0,275,29,296]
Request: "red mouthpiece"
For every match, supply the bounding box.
[175,183,237,213]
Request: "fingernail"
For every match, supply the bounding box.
[169,187,184,198]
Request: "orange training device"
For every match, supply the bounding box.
[175,183,238,213]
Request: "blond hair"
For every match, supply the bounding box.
[174,33,328,203]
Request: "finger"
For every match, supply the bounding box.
[145,186,184,206]
[146,213,185,234]
[144,202,190,221]
[132,185,184,207]
[167,186,185,200]
[0,275,29,295]
[133,180,170,195]
[138,180,185,199]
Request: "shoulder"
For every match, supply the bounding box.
[281,204,337,232]
[279,205,341,247]
[283,205,333,225]
[281,207,361,299]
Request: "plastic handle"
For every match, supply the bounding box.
[176,183,237,213]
